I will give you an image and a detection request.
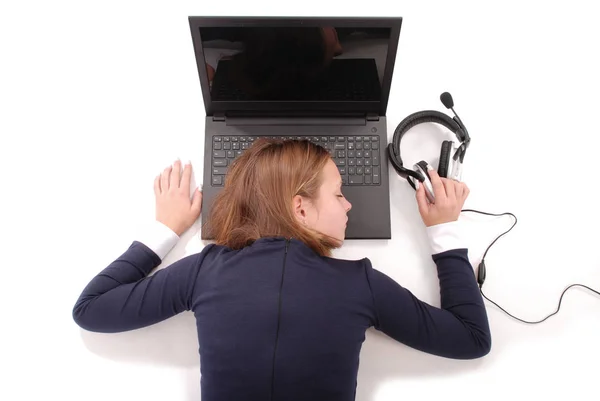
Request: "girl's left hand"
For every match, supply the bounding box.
[154,159,202,236]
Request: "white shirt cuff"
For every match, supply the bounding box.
[425,220,466,254]
[136,220,180,260]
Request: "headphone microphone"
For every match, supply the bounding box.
[440,91,469,163]
[440,91,454,109]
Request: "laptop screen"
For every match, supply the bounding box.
[190,19,402,115]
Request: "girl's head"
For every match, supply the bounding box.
[204,138,352,257]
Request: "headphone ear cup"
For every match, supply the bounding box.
[438,141,452,178]
[413,161,436,203]
[415,161,430,179]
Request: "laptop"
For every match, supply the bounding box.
[188,17,402,240]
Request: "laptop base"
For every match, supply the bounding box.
[200,116,392,240]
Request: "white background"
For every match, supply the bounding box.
[1,1,599,400]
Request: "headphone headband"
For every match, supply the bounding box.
[389,110,465,167]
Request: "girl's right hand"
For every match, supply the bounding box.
[415,168,470,227]
[154,160,202,236]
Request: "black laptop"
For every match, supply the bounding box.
[188,17,402,240]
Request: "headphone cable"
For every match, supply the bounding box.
[460,208,600,324]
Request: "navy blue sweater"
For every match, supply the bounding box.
[73,236,491,401]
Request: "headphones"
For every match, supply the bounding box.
[387,92,471,203]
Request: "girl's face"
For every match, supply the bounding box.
[294,159,352,244]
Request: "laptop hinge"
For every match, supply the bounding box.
[212,111,377,124]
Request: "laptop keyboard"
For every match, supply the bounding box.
[211,136,381,187]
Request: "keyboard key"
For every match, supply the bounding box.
[213,150,226,158]
[213,142,222,150]
[212,176,222,185]
[349,175,364,185]
[365,175,372,184]
[373,167,380,184]
[213,159,228,167]
[372,154,379,166]
[212,167,227,175]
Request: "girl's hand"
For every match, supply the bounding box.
[154,160,202,236]
[415,168,469,227]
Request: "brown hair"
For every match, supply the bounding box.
[203,138,340,257]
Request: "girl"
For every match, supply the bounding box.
[73,138,488,401]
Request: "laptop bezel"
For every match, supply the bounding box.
[188,16,402,117]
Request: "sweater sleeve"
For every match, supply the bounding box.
[364,248,491,360]
[72,241,212,333]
